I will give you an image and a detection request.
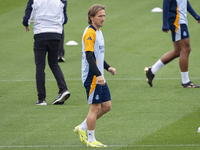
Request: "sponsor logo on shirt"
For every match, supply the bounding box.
[87,36,92,40]
[99,45,105,53]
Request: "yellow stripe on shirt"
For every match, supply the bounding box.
[83,27,96,52]
[173,5,180,33]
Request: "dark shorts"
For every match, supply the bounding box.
[170,24,189,42]
[85,83,111,104]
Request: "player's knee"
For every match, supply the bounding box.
[107,105,112,112]
[90,103,102,115]
[95,105,102,114]
[182,46,191,56]
[173,48,181,57]
[186,46,191,54]
[103,105,112,113]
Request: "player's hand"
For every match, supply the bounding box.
[108,67,116,75]
[195,15,200,24]
[96,76,105,86]
[163,30,169,33]
[26,26,30,32]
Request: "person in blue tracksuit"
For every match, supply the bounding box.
[22,0,70,105]
[145,0,200,88]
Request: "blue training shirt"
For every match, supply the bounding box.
[162,0,200,32]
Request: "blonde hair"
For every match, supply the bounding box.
[87,4,106,24]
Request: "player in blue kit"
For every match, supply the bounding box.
[145,0,200,88]
[73,4,116,147]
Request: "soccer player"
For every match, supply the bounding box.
[73,4,116,147]
[22,0,70,105]
[145,0,200,88]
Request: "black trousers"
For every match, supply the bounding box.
[34,40,68,100]
[58,29,65,57]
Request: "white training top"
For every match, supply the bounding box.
[30,0,64,35]
[81,25,105,86]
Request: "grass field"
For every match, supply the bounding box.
[1,0,200,149]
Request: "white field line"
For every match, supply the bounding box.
[1,144,200,148]
[1,77,200,82]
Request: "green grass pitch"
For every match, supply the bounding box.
[1,0,200,149]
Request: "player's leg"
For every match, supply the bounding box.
[145,42,181,79]
[87,84,108,147]
[149,42,181,75]
[175,24,200,88]
[175,24,191,86]
[144,48,180,87]
[34,40,47,105]
[150,36,182,75]
[176,37,190,73]
[86,84,111,147]
[47,40,70,104]
[176,38,200,88]
[97,83,111,119]
[177,38,190,85]
[86,103,107,147]
[145,24,181,87]
[160,43,181,65]
[87,99,110,137]
[73,84,98,145]
[97,101,111,119]
[87,103,101,131]
[74,101,111,143]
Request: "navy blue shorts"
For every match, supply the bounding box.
[85,83,111,104]
[170,24,189,42]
